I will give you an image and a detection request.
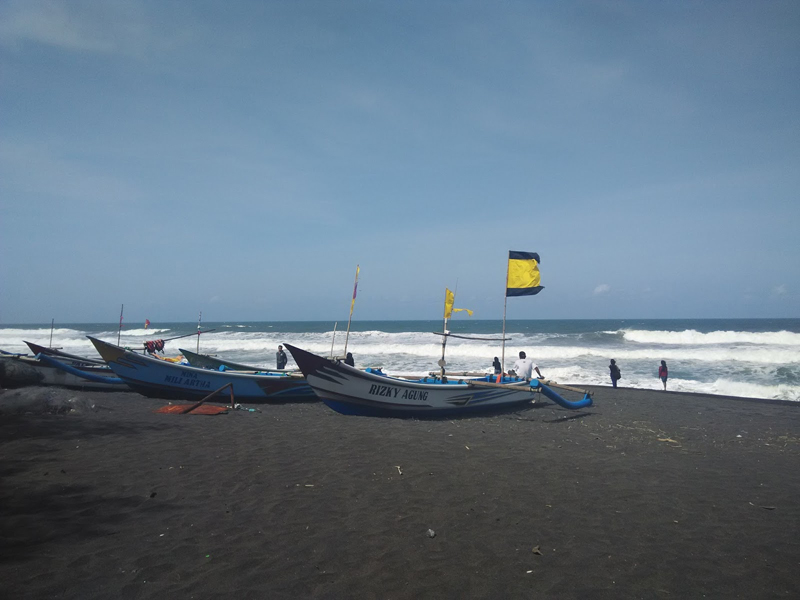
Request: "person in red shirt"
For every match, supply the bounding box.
[658,360,668,390]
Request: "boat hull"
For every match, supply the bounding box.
[89,337,314,402]
[179,349,286,373]
[24,341,107,366]
[285,344,536,418]
[0,354,125,391]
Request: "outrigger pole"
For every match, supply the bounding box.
[343,265,360,357]
[142,328,218,354]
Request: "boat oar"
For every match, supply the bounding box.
[155,382,235,415]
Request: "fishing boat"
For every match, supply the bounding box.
[286,344,591,417]
[284,253,594,417]
[0,348,125,390]
[24,341,107,366]
[89,337,315,402]
[179,348,291,373]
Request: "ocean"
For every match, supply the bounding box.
[2,319,799,402]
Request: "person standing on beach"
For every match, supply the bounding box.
[659,360,668,390]
[344,352,355,367]
[609,359,621,388]
[276,345,287,370]
[512,351,543,381]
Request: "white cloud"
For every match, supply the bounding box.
[0,0,186,57]
[772,284,787,296]
[593,284,611,296]
[0,0,115,52]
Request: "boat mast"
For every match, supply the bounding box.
[343,265,359,357]
[439,288,450,379]
[49,318,55,348]
[196,311,202,353]
[117,304,124,346]
[330,322,338,357]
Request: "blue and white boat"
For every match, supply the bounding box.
[0,347,125,390]
[286,344,593,418]
[89,337,314,402]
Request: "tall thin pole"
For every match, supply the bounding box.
[330,322,338,358]
[501,256,510,373]
[117,304,124,346]
[196,311,202,353]
[49,318,55,348]
[343,265,359,356]
[440,311,449,379]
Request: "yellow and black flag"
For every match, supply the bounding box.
[506,251,544,296]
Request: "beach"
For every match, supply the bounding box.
[1,386,798,599]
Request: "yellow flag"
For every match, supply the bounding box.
[444,288,473,318]
[444,288,455,318]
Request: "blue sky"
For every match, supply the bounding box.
[1,0,798,323]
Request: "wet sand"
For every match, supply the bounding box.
[1,386,798,599]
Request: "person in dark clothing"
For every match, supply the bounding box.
[276,345,287,370]
[492,357,502,375]
[609,359,621,388]
[658,360,668,390]
[344,352,355,367]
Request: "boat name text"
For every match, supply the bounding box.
[368,383,428,402]
[164,369,212,389]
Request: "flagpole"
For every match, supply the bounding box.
[117,304,124,346]
[439,289,449,379]
[343,265,359,357]
[196,311,202,353]
[501,255,510,373]
[330,322,338,358]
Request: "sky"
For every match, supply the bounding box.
[1,0,798,324]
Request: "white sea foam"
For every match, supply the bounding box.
[622,329,800,346]
[3,323,799,402]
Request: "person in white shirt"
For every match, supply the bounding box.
[512,351,542,380]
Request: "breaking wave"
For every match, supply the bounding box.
[622,329,800,346]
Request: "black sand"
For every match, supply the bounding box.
[1,386,798,599]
